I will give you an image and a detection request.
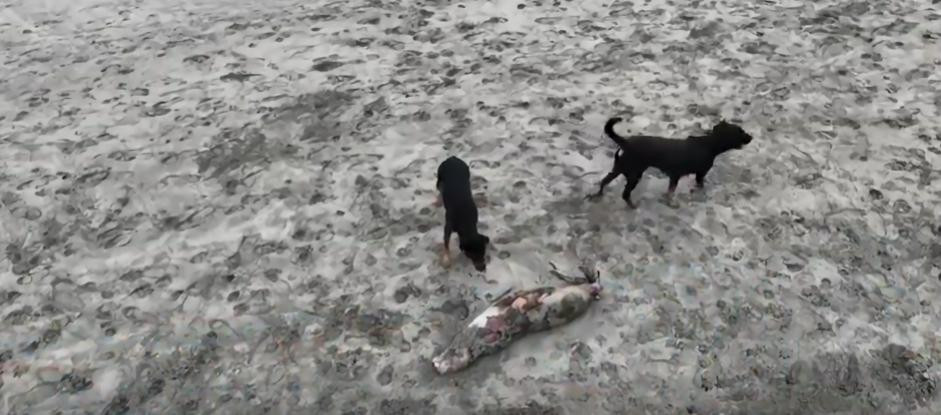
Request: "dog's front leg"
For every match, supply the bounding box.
[441,222,453,268]
[434,180,444,207]
[621,185,637,209]
[621,171,642,209]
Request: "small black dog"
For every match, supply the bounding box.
[587,117,753,208]
[435,156,490,271]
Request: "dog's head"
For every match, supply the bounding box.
[711,120,753,149]
[460,234,490,272]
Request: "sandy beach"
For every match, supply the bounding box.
[1,0,940,413]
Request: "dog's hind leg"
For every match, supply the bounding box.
[586,171,619,201]
[692,170,709,192]
[667,176,680,194]
[586,150,623,201]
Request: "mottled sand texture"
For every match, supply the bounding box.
[1,0,940,413]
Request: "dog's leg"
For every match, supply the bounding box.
[441,222,453,268]
[434,180,443,207]
[667,176,680,195]
[662,175,683,208]
[621,171,642,209]
[586,171,619,201]
[692,171,708,193]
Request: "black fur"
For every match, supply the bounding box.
[587,117,753,208]
[437,156,490,271]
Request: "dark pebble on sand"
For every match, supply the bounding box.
[22,207,41,220]
[438,299,469,320]
[397,284,422,304]
[570,341,592,360]
[234,303,249,315]
[377,364,394,385]
[312,61,344,72]
[393,287,411,304]
[59,373,94,394]
[893,199,911,214]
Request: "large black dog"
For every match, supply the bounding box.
[435,156,490,271]
[587,117,753,208]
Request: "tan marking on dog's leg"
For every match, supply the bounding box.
[441,244,452,268]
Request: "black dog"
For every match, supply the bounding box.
[435,156,490,271]
[587,117,753,208]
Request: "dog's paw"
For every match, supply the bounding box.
[441,253,452,268]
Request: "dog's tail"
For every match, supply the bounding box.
[603,117,629,148]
